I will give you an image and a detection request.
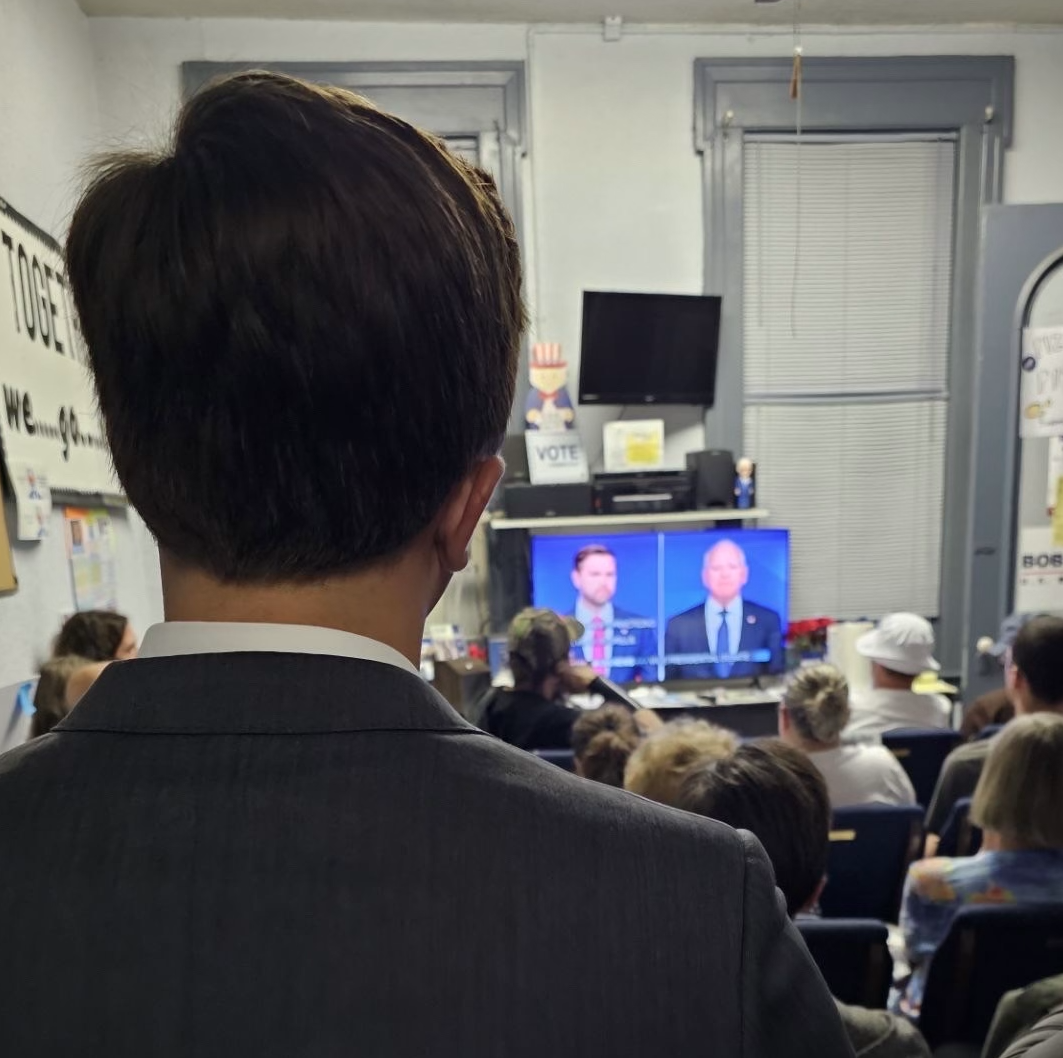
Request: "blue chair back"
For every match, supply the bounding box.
[976,724,1005,741]
[936,798,983,859]
[821,805,924,922]
[797,918,892,1009]
[532,748,575,772]
[919,904,1063,1050]
[882,728,963,808]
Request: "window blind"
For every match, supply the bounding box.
[742,139,955,620]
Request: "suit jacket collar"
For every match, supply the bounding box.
[57,653,478,736]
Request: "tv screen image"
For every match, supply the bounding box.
[530,528,789,684]
[578,290,722,406]
[530,534,660,684]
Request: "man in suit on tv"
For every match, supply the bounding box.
[0,73,848,1057]
[665,539,784,681]
[569,544,656,682]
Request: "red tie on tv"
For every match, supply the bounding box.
[591,617,606,675]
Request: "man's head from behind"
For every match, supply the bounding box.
[571,545,617,609]
[67,72,524,605]
[1008,615,1063,714]
[678,739,830,917]
[701,540,748,608]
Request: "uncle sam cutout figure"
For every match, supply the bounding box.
[525,343,576,432]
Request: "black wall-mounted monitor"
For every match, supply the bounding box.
[578,290,722,406]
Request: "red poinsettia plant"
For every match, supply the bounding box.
[786,617,834,655]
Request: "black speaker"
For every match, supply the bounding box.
[503,482,593,519]
[686,449,735,509]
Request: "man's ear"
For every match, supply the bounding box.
[434,456,504,574]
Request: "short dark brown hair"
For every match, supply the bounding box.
[678,739,830,917]
[53,610,128,662]
[571,705,641,787]
[66,71,525,581]
[573,544,615,570]
[1012,616,1063,707]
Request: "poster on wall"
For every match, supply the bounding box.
[1020,326,1063,438]
[64,507,118,612]
[9,461,51,541]
[1048,437,1063,515]
[1015,526,1063,613]
[0,196,114,494]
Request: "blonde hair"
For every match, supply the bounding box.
[30,655,92,739]
[783,664,850,744]
[624,719,738,807]
[971,712,1063,848]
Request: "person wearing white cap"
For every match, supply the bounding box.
[843,613,952,743]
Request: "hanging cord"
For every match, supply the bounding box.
[789,0,803,340]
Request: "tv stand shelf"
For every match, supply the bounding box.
[489,508,768,532]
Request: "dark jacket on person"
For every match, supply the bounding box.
[0,652,854,1057]
[836,1001,931,1058]
[959,687,1014,740]
[986,977,1063,1058]
[477,684,579,750]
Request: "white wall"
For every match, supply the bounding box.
[89,20,1063,461]
[0,0,162,685]
[81,17,1063,634]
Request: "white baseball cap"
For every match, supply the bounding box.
[856,613,940,675]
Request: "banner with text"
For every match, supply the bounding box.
[0,197,113,493]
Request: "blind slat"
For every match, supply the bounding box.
[742,140,954,620]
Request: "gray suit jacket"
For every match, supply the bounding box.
[0,653,852,1057]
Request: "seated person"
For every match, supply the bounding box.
[844,613,951,742]
[624,718,738,807]
[477,608,594,751]
[984,975,1063,1058]
[898,712,1063,1020]
[959,613,1036,740]
[925,615,1063,855]
[779,664,916,808]
[678,741,931,1058]
[997,999,1063,1058]
[29,656,92,738]
[53,609,138,662]
[571,705,643,787]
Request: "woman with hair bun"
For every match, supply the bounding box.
[778,663,916,807]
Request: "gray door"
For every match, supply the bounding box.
[964,205,1063,700]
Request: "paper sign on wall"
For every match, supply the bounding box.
[1048,437,1063,515]
[9,461,51,540]
[0,196,114,494]
[603,419,665,473]
[1020,326,1063,438]
[525,430,589,485]
[64,507,117,611]
[1015,526,1063,613]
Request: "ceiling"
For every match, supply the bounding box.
[74,0,1063,25]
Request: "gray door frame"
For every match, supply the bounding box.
[966,205,1063,699]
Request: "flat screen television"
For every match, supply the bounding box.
[578,291,722,406]
[530,528,789,684]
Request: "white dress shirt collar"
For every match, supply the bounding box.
[139,622,419,676]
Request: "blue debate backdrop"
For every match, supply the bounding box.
[531,533,658,621]
[530,528,790,680]
[661,530,790,631]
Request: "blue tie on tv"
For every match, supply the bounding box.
[716,610,731,679]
